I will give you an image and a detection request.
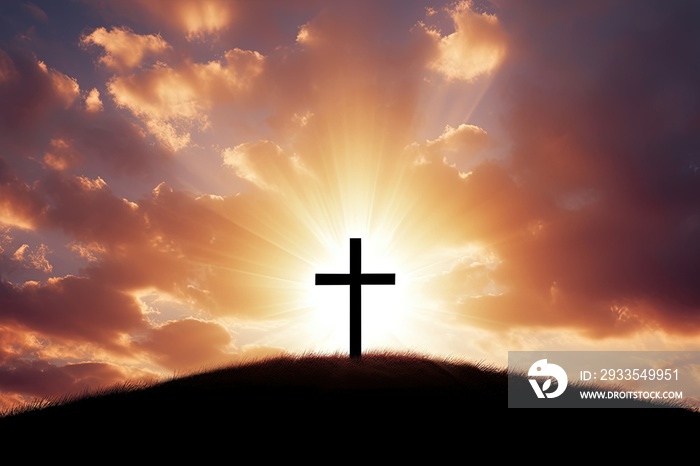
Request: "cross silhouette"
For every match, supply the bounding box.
[315,238,396,358]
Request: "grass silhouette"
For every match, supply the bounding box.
[1,351,697,434]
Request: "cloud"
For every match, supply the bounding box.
[27,244,52,274]
[82,26,170,71]
[110,74,196,151]
[165,0,233,39]
[11,244,28,263]
[140,0,234,39]
[84,88,103,113]
[40,174,145,244]
[0,50,79,142]
[8,166,304,323]
[68,242,105,263]
[222,140,308,191]
[0,47,170,174]
[0,49,17,83]
[422,0,700,336]
[69,110,170,174]
[107,48,264,150]
[38,61,81,109]
[0,358,154,402]
[0,158,46,230]
[0,276,146,345]
[23,2,48,22]
[10,243,52,273]
[407,123,491,171]
[137,318,235,371]
[0,227,10,254]
[117,183,307,318]
[43,138,81,171]
[81,0,234,40]
[424,2,506,81]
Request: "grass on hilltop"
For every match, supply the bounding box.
[1,350,696,432]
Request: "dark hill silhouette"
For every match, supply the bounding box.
[1,352,697,435]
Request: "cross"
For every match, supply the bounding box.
[315,238,396,359]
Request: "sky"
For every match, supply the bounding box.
[1,0,700,409]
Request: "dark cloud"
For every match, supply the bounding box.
[0,157,46,229]
[0,357,153,401]
[0,46,170,176]
[434,0,700,335]
[40,172,146,244]
[23,3,48,22]
[0,276,146,344]
[0,48,78,153]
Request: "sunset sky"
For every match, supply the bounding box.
[2,0,700,409]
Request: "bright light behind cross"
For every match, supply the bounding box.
[307,233,412,354]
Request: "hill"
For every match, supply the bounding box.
[1,352,697,434]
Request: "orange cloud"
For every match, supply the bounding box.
[137,318,235,371]
[0,160,45,230]
[407,123,491,171]
[84,88,103,112]
[108,48,264,150]
[11,244,28,263]
[0,324,157,410]
[0,227,10,255]
[43,138,80,171]
[10,243,52,273]
[82,26,169,71]
[28,244,52,274]
[82,0,233,39]
[68,242,106,263]
[222,140,308,191]
[37,61,80,109]
[126,184,307,319]
[172,0,233,39]
[137,0,233,39]
[424,2,506,81]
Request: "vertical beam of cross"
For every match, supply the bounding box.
[315,238,396,358]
